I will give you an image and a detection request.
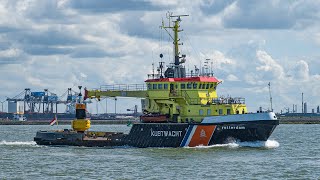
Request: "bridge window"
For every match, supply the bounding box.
[147,84,152,90]
[193,83,197,89]
[198,83,202,89]
[164,84,168,89]
[187,83,192,89]
[207,109,211,115]
[158,84,163,89]
[206,84,209,89]
[210,84,214,88]
[199,109,204,115]
[219,109,223,115]
[227,109,231,115]
[202,84,206,89]
[153,84,157,89]
[181,84,186,89]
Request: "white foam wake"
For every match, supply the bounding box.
[184,143,239,149]
[185,140,279,149]
[0,140,37,146]
[237,140,279,148]
[264,140,280,148]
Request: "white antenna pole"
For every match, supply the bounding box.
[268,82,273,112]
[152,62,154,79]
[211,61,213,76]
[200,59,202,75]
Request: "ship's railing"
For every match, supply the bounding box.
[185,72,215,77]
[188,98,203,105]
[147,74,161,79]
[170,91,245,105]
[170,90,207,104]
[146,73,215,79]
[212,97,245,104]
[100,84,146,91]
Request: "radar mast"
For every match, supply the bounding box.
[161,12,189,78]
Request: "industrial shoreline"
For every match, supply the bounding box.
[0,119,138,125]
[277,116,320,124]
[0,117,319,125]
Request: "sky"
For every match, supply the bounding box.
[0,0,320,114]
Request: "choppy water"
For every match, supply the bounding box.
[0,124,319,179]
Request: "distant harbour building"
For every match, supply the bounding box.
[8,101,24,114]
[303,102,307,113]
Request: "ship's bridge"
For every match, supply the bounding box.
[145,76,220,105]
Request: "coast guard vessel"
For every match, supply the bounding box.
[34,13,279,147]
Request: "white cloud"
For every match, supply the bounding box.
[290,60,309,81]
[314,33,320,45]
[0,48,26,64]
[226,74,239,81]
[148,0,179,6]
[26,76,42,87]
[212,50,235,69]
[80,72,87,79]
[256,50,285,79]
[0,48,22,58]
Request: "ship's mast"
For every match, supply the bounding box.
[172,16,181,65]
[162,12,189,78]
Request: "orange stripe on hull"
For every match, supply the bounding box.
[188,125,216,147]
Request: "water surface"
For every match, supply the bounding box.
[0,124,319,179]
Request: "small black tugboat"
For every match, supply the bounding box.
[34,13,279,148]
[34,102,278,147]
[34,99,278,147]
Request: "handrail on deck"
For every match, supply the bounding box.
[100,84,146,91]
[212,97,245,104]
[169,91,245,105]
[147,73,215,80]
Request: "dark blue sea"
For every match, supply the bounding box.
[0,124,319,179]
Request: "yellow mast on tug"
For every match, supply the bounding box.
[71,86,90,132]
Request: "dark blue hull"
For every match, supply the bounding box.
[34,120,279,147]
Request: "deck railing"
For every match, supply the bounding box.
[146,73,215,80]
[100,84,146,91]
[212,97,245,104]
[169,91,245,105]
